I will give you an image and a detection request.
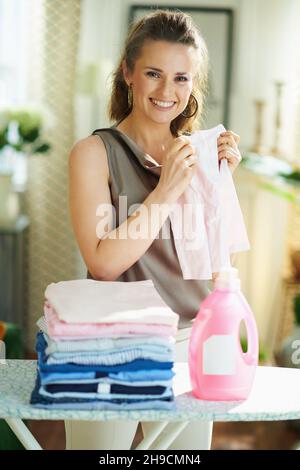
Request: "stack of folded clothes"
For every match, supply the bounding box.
[30,279,179,410]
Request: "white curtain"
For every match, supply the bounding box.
[23,0,81,349]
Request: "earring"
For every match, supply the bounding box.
[127,83,133,109]
[181,93,198,118]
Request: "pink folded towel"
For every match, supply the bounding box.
[168,124,250,280]
[44,302,177,339]
[45,279,179,327]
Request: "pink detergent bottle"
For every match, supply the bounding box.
[188,267,259,401]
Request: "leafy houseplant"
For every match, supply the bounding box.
[0,107,52,225]
[0,108,51,156]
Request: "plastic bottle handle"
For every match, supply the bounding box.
[237,292,259,365]
[243,314,259,365]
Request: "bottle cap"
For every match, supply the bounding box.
[214,266,241,290]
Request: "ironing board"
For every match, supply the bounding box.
[1,360,300,450]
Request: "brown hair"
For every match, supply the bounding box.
[108,9,209,136]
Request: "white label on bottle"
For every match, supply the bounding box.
[203,335,237,375]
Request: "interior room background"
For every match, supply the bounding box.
[1,0,300,366]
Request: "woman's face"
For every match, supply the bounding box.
[123,40,199,125]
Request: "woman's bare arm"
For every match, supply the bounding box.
[69,136,176,281]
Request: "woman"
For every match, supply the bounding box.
[67,10,242,450]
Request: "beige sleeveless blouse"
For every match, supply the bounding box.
[87,123,210,329]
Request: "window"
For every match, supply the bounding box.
[0,0,29,106]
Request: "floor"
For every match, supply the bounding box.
[26,419,300,450]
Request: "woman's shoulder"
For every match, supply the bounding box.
[69,133,109,164]
[69,134,109,180]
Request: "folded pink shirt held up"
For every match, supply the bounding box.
[168,124,250,280]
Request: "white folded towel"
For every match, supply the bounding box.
[45,279,179,327]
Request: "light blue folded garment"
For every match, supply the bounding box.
[42,330,174,355]
[37,332,173,373]
[40,368,175,384]
[49,343,173,359]
[41,332,174,366]
[45,347,173,366]
[109,369,175,381]
[41,375,173,387]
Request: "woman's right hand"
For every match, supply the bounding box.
[156,136,197,201]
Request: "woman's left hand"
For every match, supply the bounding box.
[217,130,242,174]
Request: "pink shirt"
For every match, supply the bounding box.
[168,124,250,280]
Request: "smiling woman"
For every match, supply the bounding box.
[117,39,200,159]
[109,14,209,139]
[67,8,243,450]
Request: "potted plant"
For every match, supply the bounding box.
[0,106,52,226]
[0,107,52,176]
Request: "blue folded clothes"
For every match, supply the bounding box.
[39,382,173,400]
[109,369,175,381]
[36,332,173,373]
[32,319,176,411]
[40,368,175,384]
[30,370,175,411]
[45,383,166,395]
[45,383,167,394]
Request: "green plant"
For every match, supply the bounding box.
[0,108,51,155]
[279,170,300,185]
[240,336,267,364]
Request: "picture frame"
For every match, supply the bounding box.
[129,5,234,129]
